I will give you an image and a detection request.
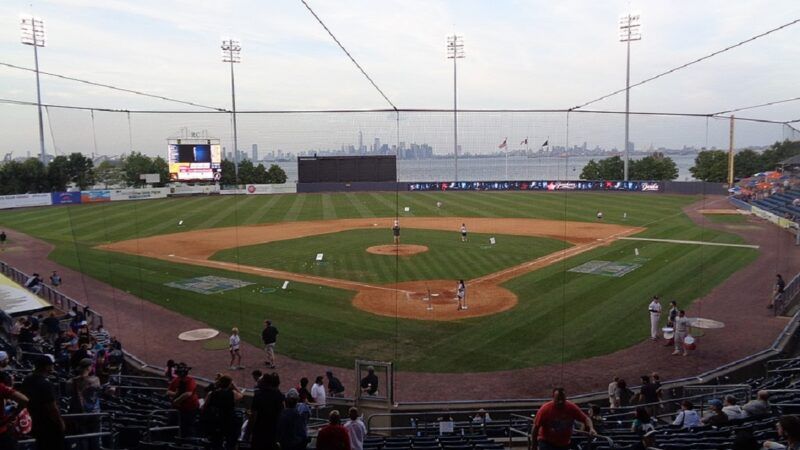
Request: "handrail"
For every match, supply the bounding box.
[366,407,534,433]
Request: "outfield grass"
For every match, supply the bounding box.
[703,213,749,223]
[212,229,570,284]
[0,192,759,372]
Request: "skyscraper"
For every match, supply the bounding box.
[252,144,258,162]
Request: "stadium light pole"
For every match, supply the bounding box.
[447,35,464,182]
[221,39,241,180]
[20,15,47,165]
[619,13,641,181]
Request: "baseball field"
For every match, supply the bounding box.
[0,191,758,372]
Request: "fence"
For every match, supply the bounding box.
[775,272,800,316]
[0,261,103,328]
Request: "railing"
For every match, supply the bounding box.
[0,261,103,328]
[367,407,535,435]
[776,272,800,316]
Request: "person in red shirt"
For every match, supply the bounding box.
[0,377,29,449]
[316,410,351,450]
[532,387,596,450]
[166,362,200,438]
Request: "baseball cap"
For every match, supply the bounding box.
[286,388,300,399]
[0,351,8,363]
[709,399,723,408]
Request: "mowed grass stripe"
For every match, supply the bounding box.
[241,194,284,224]
[344,193,375,218]
[283,194,307,222]
[366,192,401,216]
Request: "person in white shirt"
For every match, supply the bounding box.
[648,296,662,340]
[229,327,242,370]
[311,375,327,408]
[673,310,692,356]
[460,223,468,242]
[672,400,701,429]
[722,395,747,420]
[344,407,366,450]
[608,377,620,410]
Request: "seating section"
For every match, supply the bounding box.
[752,188,800,219]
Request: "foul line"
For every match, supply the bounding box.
[618,237,759,249]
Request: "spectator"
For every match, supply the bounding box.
[360,366,379,396]
[91,325,110,347]
[607,377,619,410]
[0,351,8,373]
[42,311,61,344]
[261,320,278,369]
[0,370,29,450]
[24,273,43,294]
[665,301,678,346]
[68,358,103,449]
[229,327,242,370]
[731,429,759,450]
[630,430,657,450]
[532,387,595,450]
[249,372,284,450]
[673,310,691,356]
[166,362,200,438]
[635,375,660,415]
[21,355,65,450]
[50,270,61,287]
[722,395,746,420]
[203,374,243,450]
[585,404,604,434]
[251,369,263,388]
[94,350,111,385]
[630,406,654,435]
[277,389,309,450]
[0,231,5,246]
[701,399,729,426]
[616,379,634,408]
[472,408,492,425]
[763,415,800,450]
[672,400,701,429]
[742,390,771,417]
[298,377,313,403]
[327,370,345,397]
[165,359,177,380]
[316,410,351,450]
[344,407,367,450]
[312,375,327,408]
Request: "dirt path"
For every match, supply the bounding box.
[100,217,641,321]
[3,195,798,401]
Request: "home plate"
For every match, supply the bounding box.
[178,328,219,341]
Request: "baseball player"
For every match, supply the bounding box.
[392,220,400,244]
[648,296,662,340]
[456,280,466,310]
[460,223,468,242]
[673,310,691,356]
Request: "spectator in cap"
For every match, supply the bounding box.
[326,370,345,397]
[249,372,284,450]
[167,362,200,437]
[743,390,771,417]
[68,358,103,449]
[360,366,379,396]
[21,355,65,450]
[316,410,351,450]
[203,374,243,450]
[277,388,309,450]
[701,399,729,426]
[344,407,366,450]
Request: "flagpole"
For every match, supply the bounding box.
[505,146,509,180]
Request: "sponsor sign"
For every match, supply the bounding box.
[408,180,661,192]
[110,188,169,202]
[0,193,52,209]
[51,192,82,205]
[81,190,111,203]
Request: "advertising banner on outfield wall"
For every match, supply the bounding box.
[169,185,220,196]
[51,192,82,205]
[408,180,661,192]
[0,193,52,209]
[110,188,169,202]
[220,184,297,195]
[81,190,111,203]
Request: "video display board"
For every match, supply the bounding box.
[168,139,222,181]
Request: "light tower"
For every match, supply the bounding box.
[447,35,464,181]
[20,15,47,165]
[221,39,241,180]
[619,13,641,181]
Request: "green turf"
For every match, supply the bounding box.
[0,192,760,372]
[211,229,570,284]
[703,213,748,223]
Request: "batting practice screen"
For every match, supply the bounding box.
[297,155,397,183]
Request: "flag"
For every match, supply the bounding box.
[520,138,528,145]
[498,138,507,149]
[541,139,549,147]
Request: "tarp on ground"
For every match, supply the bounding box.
[0,273,50,316]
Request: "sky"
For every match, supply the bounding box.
[0,0,799,158]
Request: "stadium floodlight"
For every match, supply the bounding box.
[447,35,464,181]
[20,15,47,165]
[221,39,241,179]
[619,13,641,181]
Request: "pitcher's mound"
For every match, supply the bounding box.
[367,244,429,256]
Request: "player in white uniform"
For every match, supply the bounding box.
[456,280,466,310]
[648,296,662,340]
[229,327,242,369]
[673,310,691,356]
[460,223,468,242]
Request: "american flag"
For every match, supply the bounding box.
[498,138,507,149]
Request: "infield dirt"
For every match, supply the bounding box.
[100,217,643,321]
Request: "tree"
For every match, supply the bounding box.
[689,150,728,182]
[151,156,169,187]
[266,164,287,184]
[95,160,123,188]
[120,152,155,187]
[67,152,95,190]
[733,149,763,179]
[253,163,269,184]
[47,155,71,192]
[579,160,601,180]
[219,159,237,186]
[629,153,679,180]
[0,158,50,194]
[238,160,256,184]
[761,140,800,170]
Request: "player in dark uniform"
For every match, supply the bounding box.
[392,220,400,244]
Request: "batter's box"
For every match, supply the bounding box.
[165,276,254,295]
[569,260,642,277]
